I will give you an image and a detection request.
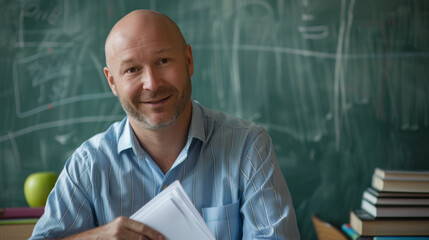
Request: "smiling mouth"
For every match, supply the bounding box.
[142,96,170,104]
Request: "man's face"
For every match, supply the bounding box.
[104,15,194,130]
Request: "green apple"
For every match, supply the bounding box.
[24,172,58,207]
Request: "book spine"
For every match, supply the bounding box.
[372,175,429,193]
[0,207,44,219]
[342,224,362,240]
[0,218,39,225]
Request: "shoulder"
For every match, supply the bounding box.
[64,118,126,177]
[194,103,272,158]
[197,103,267,140]
[199,104,264,131]
[83,118,126,150]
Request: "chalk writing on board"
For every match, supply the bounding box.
[13,50,114,118]
[231,1,276,118]
[0,115,124,144]
[298,26,329,40]
[192,44,429,60]
[18,0,69,48]
[301,14,314,21]
[299,0,328,39]
[28,55,70,87]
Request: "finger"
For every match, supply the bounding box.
[122,218,165,240]
[118,227,151,240]
[94,217,149,240]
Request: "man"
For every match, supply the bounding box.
[30,10,300,240]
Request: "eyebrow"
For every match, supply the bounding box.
[154,47,173,54]
[119,58,136,70]
[118,47,174,70]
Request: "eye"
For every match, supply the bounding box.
[126,67,138,74]
[157,58,170,65]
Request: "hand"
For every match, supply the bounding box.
[62,216,165,240]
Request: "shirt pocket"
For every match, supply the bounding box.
[202,201,241,240]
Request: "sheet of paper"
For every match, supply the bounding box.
[130,181,215,240]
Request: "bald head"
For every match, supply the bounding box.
[105,10,187,68]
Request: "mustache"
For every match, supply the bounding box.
[135,87,177,102]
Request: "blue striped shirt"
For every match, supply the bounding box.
[30,101,300,239]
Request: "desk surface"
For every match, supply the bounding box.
[0,223,35,240]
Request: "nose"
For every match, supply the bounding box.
[141,66,163,92]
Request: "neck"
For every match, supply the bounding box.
[130,101,192,174]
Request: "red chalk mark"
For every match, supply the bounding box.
[48,104,53,109]
[48,48,53,53]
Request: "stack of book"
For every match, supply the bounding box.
[343,168,429,239]
[0,207,43,240]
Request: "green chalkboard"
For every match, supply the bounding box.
[1,0,429,239]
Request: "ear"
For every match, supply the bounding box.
[185,44,194,77]
[104,67,118,96]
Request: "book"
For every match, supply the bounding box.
[0,222,36,240]
[365,187,429,199]
[350,209,429,236]
[342,223,429,240]
[375,168,429,181]
[342,223,370,240]
[372,175,429,193]
[363,189,429,206]
[361,199,429,218]
[0,209,40,240]
[0,207,44,219]
[131,181,215,240]
[0,218,39,225]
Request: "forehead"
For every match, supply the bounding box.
[106,12,184,58]
[115,25,168,48]
[111,37,179,69]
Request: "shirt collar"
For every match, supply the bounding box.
[188,100,206,143]
[117,100,207,155]
[118,117,138,155]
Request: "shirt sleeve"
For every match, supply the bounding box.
[29,148,96,240]
[240,129,301,240]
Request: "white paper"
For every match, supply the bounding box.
[130,181,215,240]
